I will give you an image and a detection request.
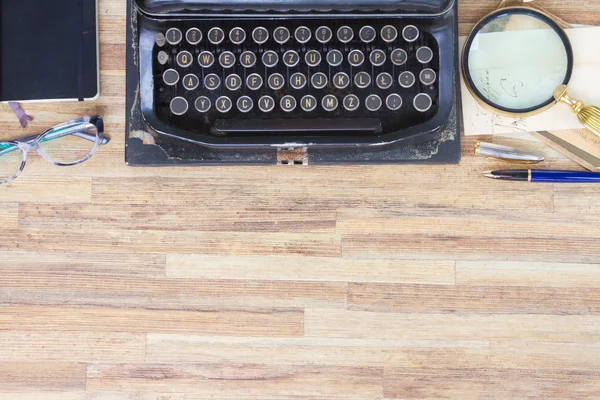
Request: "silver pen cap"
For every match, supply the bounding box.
[474,142,545,164]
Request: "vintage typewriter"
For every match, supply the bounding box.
[126,0,460,165]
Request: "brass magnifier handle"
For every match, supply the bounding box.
[554,85,600,138]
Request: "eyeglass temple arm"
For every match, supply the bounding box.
[18,124,109,145]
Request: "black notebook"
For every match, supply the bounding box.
[0,0,99,102]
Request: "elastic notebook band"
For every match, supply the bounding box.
[77,0,85,101]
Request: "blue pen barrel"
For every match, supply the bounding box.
[531,170,600,183]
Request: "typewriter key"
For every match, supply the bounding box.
[399,71,416,88]
[170,97,188,115]
[290,73,307,90]
[195,96,211,113]
[365,94,382,111]
[186,28,202,45]
[240,51,257,68]
[229,27,246,45]
[176,51,193,68]
[390,49,408,66]
[420,69,437,86]
[301,95,317,112]
[337,26,354,43]
[225,74,242,91]
[237,96,254,113]
[208,27,225,45]
[183,74,200,90]
[157,51,169,65]
[216,96,233,113]
[348,50,365,67]
[376,72,393,90]
[369,50,386,67]
[386,93,403,111]
[413,93,432,112]
[268,73,285,90]
[402,25,420,42]
[333,72,350,89]
[381,25,398,43]
[259,96,276,113]
[354,72,371,89]
[305,50,322,67]
[156,33,166,47]
[322,95,339,111]
[416,46,434,64]
[359,26,376,43]
[166,28,183,45]
[316,26,333,43]
[162,69,179,86]
[295,26,311,44]
[198,51,215,68]
[204,73,221,90]
[283,50,300,67]
[246,73,263,91]
[326,50,343,67]
[219,51,236,68]
[274,27,291,44]
[262,51,279,68]
[280,95,297,112]
[252,27,269,44]
[311,72,328,89]
[343,94,360,111]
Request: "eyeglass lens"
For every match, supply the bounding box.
[0,143,23,183]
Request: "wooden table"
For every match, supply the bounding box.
[1,1,599,398]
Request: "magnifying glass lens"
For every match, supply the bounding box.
[466,12,570,112]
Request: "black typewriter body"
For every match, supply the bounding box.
[127,0,460,165]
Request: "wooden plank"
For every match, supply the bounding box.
[87,393,184,400]
[86,364,383,398]
[0,393,85,400]
[0,362,85,392]
[146,335,490,368]
[0,203,18,228]
[347,283,600,314]
[304,309,600,342]
[0,306,303,337]
[491,341,600,370]
[555,185,600,215]
[166,254,456,284]
[0,332,145,363]
[0,177,92,203]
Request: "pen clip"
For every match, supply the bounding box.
[475,142,545,164]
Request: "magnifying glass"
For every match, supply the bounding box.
[462,7,600,137]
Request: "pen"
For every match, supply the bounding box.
[481,169,600,183]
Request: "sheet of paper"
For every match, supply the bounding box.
[461,26,600,136]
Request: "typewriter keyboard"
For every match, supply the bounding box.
[152,20,439,137]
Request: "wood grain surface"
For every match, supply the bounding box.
[1,0,600,399]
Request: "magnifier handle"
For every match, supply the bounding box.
[555,85,600,138]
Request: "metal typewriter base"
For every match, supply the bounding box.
[125,0,461,166]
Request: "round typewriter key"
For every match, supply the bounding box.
[186,28,202,45]
[402,25,420,42]
[337,26,354,43]
[300,95,317,112]
[219,51,236,68]
[333,72,350,89]
[416,46,434,64]
[305,50,322,67]
[348,50,365,67]
[354,71,371,89]
[381,25,398,43]
[259,95,276,113]
[369,49,386,67]
[237,96,254,113]
[225,74,242,91]
[176,51,193,68]
[420,68,437,86]
[376,72,393,90]
[283,50,300,67]
[290,72,307,90]
[252,27,269,44]
[170,97,189,115]
[157,51,169,65]
[262,50,279,68]
[208,27,225,44]
[322,95,339,112]
[365,94,382,111]
[414,93,433,112]
[163,69,179,86]
[280,95,297,112]
[316,26,333,43]
[399,71,416,88]
[359,26,376,43]
[216,96,233,113]
[240,51,257,68]
[295,26,311,44]
[390,48,408,66]
[195,96,211,113]
[198,51,215,68]
[166,28,183,45]
[326,50,343,67]
[343,94,360,112]
[156,33,166,47]
[274,27,291,44]
[246,73,263,90]
[183,74,200,90]
[229,27,246,44]
[311,72,328,89]
[386,93,403,111]
[204,73,221,90]
[268,73,285,90]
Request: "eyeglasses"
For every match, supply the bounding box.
[0,116,109,185]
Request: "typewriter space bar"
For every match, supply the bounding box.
[213,118,382,134]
